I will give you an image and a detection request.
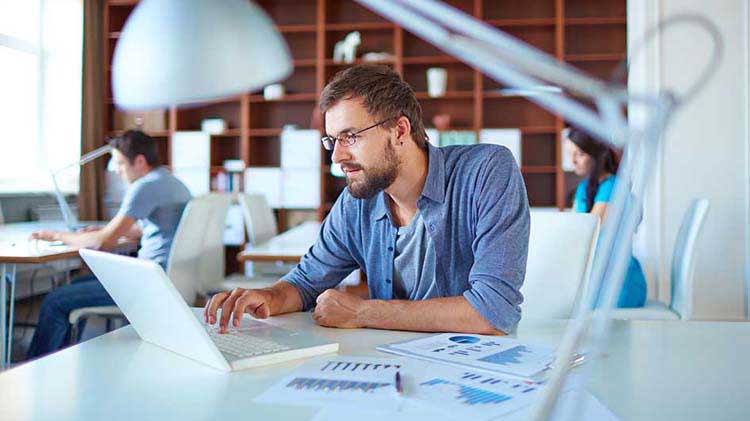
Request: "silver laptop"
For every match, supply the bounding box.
[79,248,339,372]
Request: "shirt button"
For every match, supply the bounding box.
[388,246,393,251]
[385,279,392,284]
[429,224,435,231]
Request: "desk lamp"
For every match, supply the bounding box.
[50,144,112,231]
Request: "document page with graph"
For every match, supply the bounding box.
[377,333,561,380]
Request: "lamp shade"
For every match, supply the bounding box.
[112,0,292,110]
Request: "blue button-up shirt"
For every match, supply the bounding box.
[282,143,530,333]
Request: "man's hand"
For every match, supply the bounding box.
[312,289,367,329]
[30,230,60,242]
[204,288,274,333]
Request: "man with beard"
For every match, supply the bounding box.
[205,65,529,335]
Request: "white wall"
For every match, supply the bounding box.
[630,0,749,320]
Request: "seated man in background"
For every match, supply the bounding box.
[206,64,530,335]
[27,130,192,358]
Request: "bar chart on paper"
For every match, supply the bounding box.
[377,334,555,379]
[254,357,403,408]
[286,377,392,393]
[412,370,541,417]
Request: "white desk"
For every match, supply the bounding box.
[0,221,84,369]
[0,314,748,420]
[237,221,321,263]
[0,221,134,369]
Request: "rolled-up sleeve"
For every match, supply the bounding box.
[281,194,359,310]
[463,148,530,333]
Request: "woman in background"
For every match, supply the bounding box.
[567,128,647,308]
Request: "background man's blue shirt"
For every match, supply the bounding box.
[282,143,530,333]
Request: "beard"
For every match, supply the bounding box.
[345,138,399,199]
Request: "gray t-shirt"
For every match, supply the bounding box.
[117,167,191,268]
[392,211,440,300]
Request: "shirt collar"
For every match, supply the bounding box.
[371,143,445,222]
[421,143,445,204]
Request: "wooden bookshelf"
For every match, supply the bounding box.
[103,0,627,223]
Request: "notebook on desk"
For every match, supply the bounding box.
[79,249,339,372]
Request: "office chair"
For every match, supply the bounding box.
[216,193,292,292]
[520,211,600,319]
[612,199,710,320]
[69,193,233,344]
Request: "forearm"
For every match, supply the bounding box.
[264,281,304,316]
[360,296,505,335]
[56,231,110,249]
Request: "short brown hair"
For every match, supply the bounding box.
[319,65,428,149]
[108,130,160,166]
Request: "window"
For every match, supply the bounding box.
[0,0,82,193]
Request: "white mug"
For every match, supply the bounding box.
[427,68,447,97]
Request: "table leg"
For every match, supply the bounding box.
[1,264,7,370]
[6,264,15,367]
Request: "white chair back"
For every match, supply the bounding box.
[238,193,278,245]
[167,193,231,304]
[670,199,710,319]
[520,211,600,319]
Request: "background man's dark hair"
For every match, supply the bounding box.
[319,64,428,149]
[109,130,160,166]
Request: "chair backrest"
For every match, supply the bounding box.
[166,193,231,304]
[670,199,710,319]
[238,193,278,245]
[520,211,600,319]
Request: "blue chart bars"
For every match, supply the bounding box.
[320,361,399,372]
[420,378,512,406]
[478,345,532,366]
[286,377,392,393]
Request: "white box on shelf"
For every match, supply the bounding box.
[171,131,210,168]
[172,167,210,197]
[479,128,522,166]
[281,128,321,169]
[282,169,320,209]
[245,167,282,208]
[200,118,226,134]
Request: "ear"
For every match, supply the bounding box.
[394,116,411,143]
[134,154,148,169]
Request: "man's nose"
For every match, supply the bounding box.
[331,140,350,164]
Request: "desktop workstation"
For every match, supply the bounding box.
[2,0,749,420]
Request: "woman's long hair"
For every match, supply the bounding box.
[568,128,620,212]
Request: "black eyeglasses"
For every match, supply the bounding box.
[321,117,395,151]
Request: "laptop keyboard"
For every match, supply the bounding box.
[206,329,291,358]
